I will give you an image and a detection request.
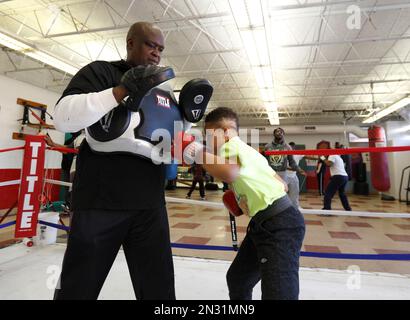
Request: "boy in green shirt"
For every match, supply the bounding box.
[182,107,306,300]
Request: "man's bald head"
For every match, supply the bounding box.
[126,22,161,43]
[126,22,164,66]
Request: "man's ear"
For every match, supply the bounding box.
[126,38,133,51]
[223,127,237,138]
[223,128,232,141]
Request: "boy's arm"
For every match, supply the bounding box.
[200,152,240,184]
[175,134,240,183]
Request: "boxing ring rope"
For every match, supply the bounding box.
[1,137,410,261]
[5,219,409,261]
[263,145,410,156]
[165,196,410,218]
[0,146,24,153]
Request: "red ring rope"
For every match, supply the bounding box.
[47,146,78,154]
[0,146,25,153]
[264,145,410,156]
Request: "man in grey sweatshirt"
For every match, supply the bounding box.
[264,128,306,208]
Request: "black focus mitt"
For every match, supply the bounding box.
[121,65,175,112]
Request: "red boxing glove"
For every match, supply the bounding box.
[172,131,203,165]
[223,190,243,217]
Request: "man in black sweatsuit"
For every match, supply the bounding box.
[53,22,175,299]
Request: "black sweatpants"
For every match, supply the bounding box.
[323,175,352,211]
[226,196,305,300]
[54,206,175,300]
[187,178,205,198]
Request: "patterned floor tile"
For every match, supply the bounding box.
[305,220,324,226]
[373,248,410,254]
[224,226,247,233]
[304,245,341,253]
[171,223,201,229]
[345,222,373,228]
[386,234,410,242]
[210,216,229,221]
[394,224,410,230]
[329,231,361,240]
[174,236,211,245]
[170,213,194,218]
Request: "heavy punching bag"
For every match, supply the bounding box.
[368,125,391,192]
[165,161,178,180]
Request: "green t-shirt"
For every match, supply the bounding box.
[220,136,287,217]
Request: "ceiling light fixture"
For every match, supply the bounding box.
[229,0,279,125]
[362,97,410,123]
[0,29,79,75]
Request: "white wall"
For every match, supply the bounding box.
[0,75,64,169]
[258,133,347,149]
[384,121,410,200]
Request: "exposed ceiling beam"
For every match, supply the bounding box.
[281,35,410,48]
[164,48,241,58]
[280,60,410,71]
[269,0,360,11]
[42,11,231,38]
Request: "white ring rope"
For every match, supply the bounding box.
[44,178,72,188]
[1,179,408,219]
[0,179,21,187]
[165,196,410,219]
[0,179,71,188]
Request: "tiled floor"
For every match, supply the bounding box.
[1,188,410,274]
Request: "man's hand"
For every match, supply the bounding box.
[44,134,55,147]
[118,65,175,111]
[299,169,307,176]
[112,85,129,103]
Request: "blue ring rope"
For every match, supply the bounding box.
[38,220,69,231]
[1,220,409,261]
[171,243,410,261]
[0,220,16,229]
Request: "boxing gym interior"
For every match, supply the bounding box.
[1,0,410,301]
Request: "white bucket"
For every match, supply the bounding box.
[33,211,59,246]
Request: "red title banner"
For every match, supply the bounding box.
[15,136,46,238]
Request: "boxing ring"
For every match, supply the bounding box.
[1,135,410,299]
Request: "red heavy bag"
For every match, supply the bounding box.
[368,125,391,192]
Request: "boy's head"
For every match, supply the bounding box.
[204,107,239,153]
[204,107,239,131]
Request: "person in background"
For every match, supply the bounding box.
[286,142,304,208]
[321,154,352,212]
[186,163,206,200]
[265,128,306,208]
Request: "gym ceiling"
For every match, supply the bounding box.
[0,0,409,126]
